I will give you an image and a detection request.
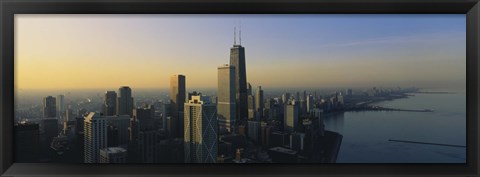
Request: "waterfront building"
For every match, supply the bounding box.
[117,86,134,116]
[170,74,186,138]
[217,64,236,132]
[104,91,117,116]
[43,96,56,118]
[84,112,107,163]
[184,94,218,163]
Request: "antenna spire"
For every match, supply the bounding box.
[234,26,236,45]
[239,21,242,45]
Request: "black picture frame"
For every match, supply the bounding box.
[1,0,479,176]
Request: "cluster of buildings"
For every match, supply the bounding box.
[15,30,343,163]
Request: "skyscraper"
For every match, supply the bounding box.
[43,96,56,118]
[306,94,314,113]
[129,106,159,163]
[282,93,291,105]
[247,95,256,120]
[184,93,218,163]
[56,94,65,116]
[104,91,117,116]
[255,86,264,120]
[284,100,299,132]
[117,86,134,116]
[15,122,40,162]
[170,74,186,138]
[230,39,248,127]
[217,64,236,132]
[84,112,107,163]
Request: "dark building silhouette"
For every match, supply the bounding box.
[117,86,134,116]
[170,75,186,138]
[43,96,56,118]
[230,41,248,128]
[104,91,117,116]
[15,122,40,162]
[129,106,161,163]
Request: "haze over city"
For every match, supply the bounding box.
[15,14,465,90]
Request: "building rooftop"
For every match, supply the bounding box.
[269,147,297,155]
[102,147,127,154]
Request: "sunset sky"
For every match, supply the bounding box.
[15,14,466,90]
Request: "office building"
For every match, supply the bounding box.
[170,74,186,138]
[247,121,260,142]
[99,147,127,163]
[15,122,40,162]
[117,86,134,116]
[129,106,159,163]
[284,100,299,132]
[43,96,56,118]
[255,86,264,120]
[184,94,218,163]
[84,112,107,163]
[56,94,65,116]
[247,95,256,120]
[217,64,236,132]
[106,115,130,146]
[230,39,248,126]
[306,95,314,113]
[104,91,117,116]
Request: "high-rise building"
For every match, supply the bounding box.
[56,94,65,116]
[217,64,236,132]
[99,147,127,163]
[117,86,134,116]
[162,103,171,130]
[311,108,325,136]
[306,95,314,114]
[170,75,186,138]
[247,121,260,142]
[255,86,264,120]
[40,118,59,148]
[84,112,107,163]
[247,83,252,95]
[184,94,218,163]
[247,95,256,120]
[106,115,130,146]
[284,100,299,132]
[282,93,291,105]
[43,96,56,118]
[15,122,40,162]
[104,91,117,116]
[230,41,248,126]
[129,106,160,163]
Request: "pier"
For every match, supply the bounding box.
[388,139,466,148]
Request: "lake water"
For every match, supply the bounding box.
[324,92,466,163]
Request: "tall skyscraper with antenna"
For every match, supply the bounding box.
[230,25,248,128]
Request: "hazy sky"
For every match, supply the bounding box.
[15,14,466,90]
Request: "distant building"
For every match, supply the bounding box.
[217,64,236,132]
[162,103,171,131]
[306,95,314,114]
[104,91,117,116]
[117,86,134,116]
[255,86,264,120]
[56,94,65,117]
[282,93,291,105]
[184,94,218,163]
[43,96,56,118]
[15,122,40,162]
[170,75,186,138]
[40,118,59,148]
[284,100,299,132]
[247,95,256,121]
[99,147,127,163]
[247,121,260,142]
[311,108,325,136]
[84,112,107,163]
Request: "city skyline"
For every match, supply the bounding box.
[16,14,466,90]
